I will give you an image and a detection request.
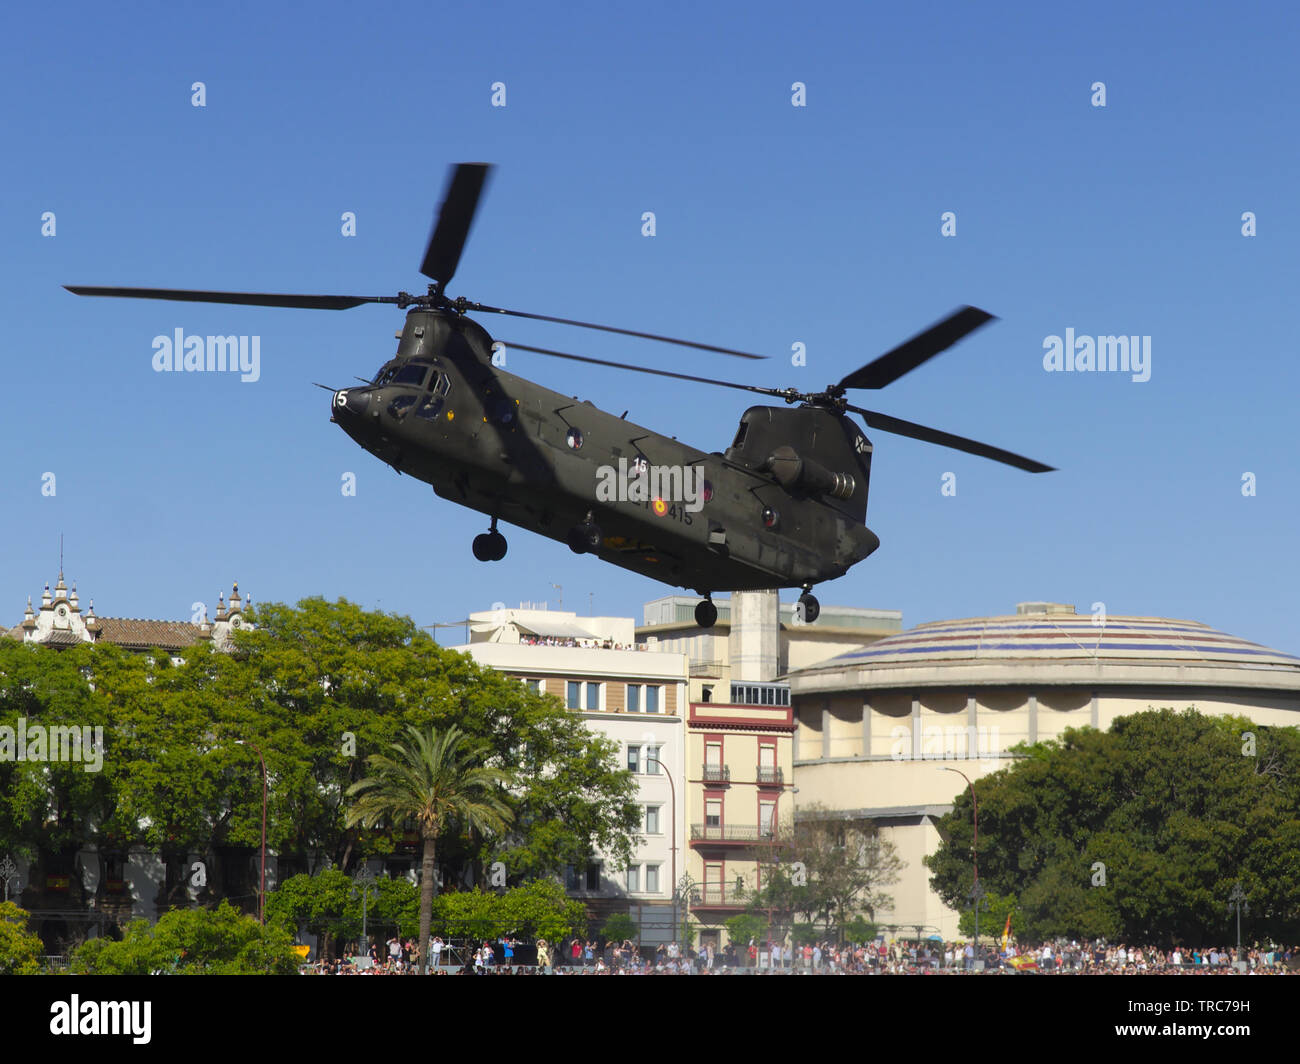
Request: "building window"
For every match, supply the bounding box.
[646,686,660,713]
[567,681,580,709]
[627,865,640,893]
[568,681,600,710]
[645,744,662,774]
[587,681,600,710]
[524,678,542,695]
[627,684,640,713]
[627,684,662,714]
[627,745,640,773]
[759,800,776,838]
[646,864,660,894]
[585,862,601,892]
[705,799,722,829]
[645,805,660,834]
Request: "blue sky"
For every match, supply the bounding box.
[3,1,1297,654]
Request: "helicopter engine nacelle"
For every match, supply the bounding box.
[763,445,856,500]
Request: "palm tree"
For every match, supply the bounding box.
[346,724,513,974]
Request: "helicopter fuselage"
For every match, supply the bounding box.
[332,308,881,595]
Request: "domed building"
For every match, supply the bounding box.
[787,601,1300,938]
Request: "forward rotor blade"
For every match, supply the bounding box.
[64,286,387,310]
[463,302,765,359]
[847,404,1054,472]
[502,341,785,397]
[420,163,492,285]
[838,306,995,390]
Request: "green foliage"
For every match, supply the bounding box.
[71,901,299,974]
[926,709,1300,943]
[601,912,637,942]
[347,723,514,971]
[265,869,420,949]
[956,889,1025,941]
[724,913,766,952]
[0,598,641,917]
[840,916,877,944]
[432,881,584,942]
[790,921,819,946]
[0,901,43,974]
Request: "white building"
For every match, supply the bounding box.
[452,604,689,944]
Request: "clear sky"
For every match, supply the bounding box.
[3,1,1297,654]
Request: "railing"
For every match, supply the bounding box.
[701,765,731,783]
[690,885,751,907]
[756,766,784,785]
[690,823,773,842]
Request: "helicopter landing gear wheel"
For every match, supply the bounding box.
[473,520,508,562]
[797,590,820,624]
[567,516,602,554]
[695,597,717,629]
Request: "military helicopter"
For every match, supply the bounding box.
[66,163,1053,628]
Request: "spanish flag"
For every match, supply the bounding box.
[1001,912,1012,950]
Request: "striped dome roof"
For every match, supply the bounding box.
[806,608,1300,675]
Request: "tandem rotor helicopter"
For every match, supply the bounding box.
[67,163,1054,629]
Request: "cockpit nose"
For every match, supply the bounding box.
[331,388,370,420]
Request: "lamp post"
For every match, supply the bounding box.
[0,854,18,902]
[938,767,979,959]
[354,864,376,960]
[645,756,677,947]
[236,740,268,924]
[1228,883,1248,967]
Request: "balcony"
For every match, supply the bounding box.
[689,660,724,678]
[690,823,775,844]
[701,764,731,783]
[756,766,784,786]
[689,884,752,909]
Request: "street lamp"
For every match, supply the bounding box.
[354,864,377,961]
[1228,883,1249,967]
[0,854,18,902]
[645,756,677,948]
[235,739,268,924]
[938,767,979,959]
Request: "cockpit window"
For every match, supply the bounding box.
[391,361,431,387]
[732,421,748,449]
[374,365,397,385]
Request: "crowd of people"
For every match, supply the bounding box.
[299,934,1300,975]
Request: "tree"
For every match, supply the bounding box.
[926,709,1300,943]
[265,869,420,958]
[0,901,43,974]
[601,912,637,943]
[724,913,766,962]
[346,724,513,974]
[2,600,642,914]
[752,807,904,942]
[71,901,299,974]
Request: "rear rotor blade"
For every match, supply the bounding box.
[420,163,492,286]
[461,301,766,359]
[502,341,786,397]
[847,404,1054,472]
[838,306,995,390]
[64,286,388,310]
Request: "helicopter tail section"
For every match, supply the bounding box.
[725,405,872,525]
